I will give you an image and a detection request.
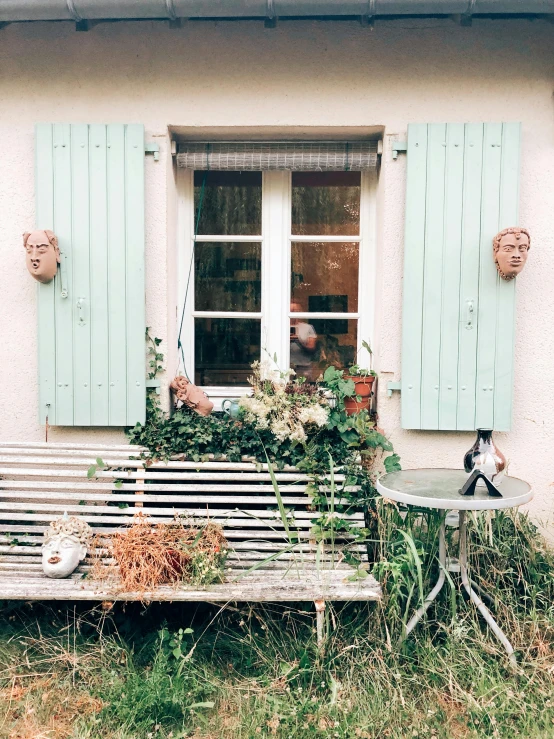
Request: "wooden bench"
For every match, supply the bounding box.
[0,442,380,637]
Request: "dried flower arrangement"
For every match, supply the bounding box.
[92,514,228,593]
[238,361,329,444]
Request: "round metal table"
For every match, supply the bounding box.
[376,469,532,663]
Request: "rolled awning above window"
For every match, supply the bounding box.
[176,141,379,171]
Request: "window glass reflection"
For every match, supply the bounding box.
[195,318,261,386]
[291,172,361,236]
[291,242,359,313]
[290,318,357,382]
[195,242,261,312]
[194,171,262,235]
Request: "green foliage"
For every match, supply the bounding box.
[87,457,106,479]
[383,452,402,473]
[96,626,214,733]
[128,395,361,471]
[321,366,395,464]
[146,327,164,380]
[346,340,376,377]
[134,333,398,485]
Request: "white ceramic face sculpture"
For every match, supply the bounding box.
[41,513,91,579]
[42,534,87,578]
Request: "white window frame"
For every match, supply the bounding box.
[176,166,377,410]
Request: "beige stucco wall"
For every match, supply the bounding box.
[0,18,552,531]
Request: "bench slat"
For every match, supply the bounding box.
[0,468,330,482]
[0,537,365,552]
[2,519,354,546]
[0,571,381,602]
[0,441,145,451]
[0,491,352,506]
[0,501,363,520]
[0,515,363,532]
[0,480,353,493]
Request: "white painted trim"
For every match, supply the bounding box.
[194,234,262,242]
[203,385,251,412]
[291,234,361,242]
[176,167,195,379]
[192,311,263,319]
[288,312,360,320]
[357,169,378,370]
[263,171,290,370]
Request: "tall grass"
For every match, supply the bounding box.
[0,506,553,739]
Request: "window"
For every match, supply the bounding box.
[177,161,376,401]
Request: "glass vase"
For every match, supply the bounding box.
[463,429,506,485]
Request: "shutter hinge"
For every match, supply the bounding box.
[145,143,160,162]
[387,381,401,397]
[392,142,407,160]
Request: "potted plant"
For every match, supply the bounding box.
[321,365,400,476]
[341,340,376,415]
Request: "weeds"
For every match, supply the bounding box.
[0,505,553,739]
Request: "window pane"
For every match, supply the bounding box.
[291,172,360,236]
[195,318,260,386]
[291,242,358,313]
[194,171,262,235]
[195,242,261,312]
[290,318,357,382]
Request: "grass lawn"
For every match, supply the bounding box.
[1,510,553,739]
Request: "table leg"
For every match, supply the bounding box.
[458,511,517,665]
[402,518,446,640]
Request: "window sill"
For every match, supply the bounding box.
[202,386,252,413]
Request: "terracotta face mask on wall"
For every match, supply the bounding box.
[493,227,531,281]
[23,229,60,283]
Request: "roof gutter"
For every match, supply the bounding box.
[1,0,553,24]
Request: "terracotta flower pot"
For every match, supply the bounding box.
[343,375,376,416]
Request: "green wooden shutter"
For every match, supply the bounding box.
[36,124,146,427]
[401,122,521,432]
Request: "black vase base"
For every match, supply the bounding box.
[458,469,503,497]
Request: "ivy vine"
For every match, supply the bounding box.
[127,336,401,558]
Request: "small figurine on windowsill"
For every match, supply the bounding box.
[170,376,213,416]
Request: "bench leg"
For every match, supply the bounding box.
[315,599,326,646]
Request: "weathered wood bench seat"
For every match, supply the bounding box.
[0,442,380,628]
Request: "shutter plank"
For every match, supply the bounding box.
[71,124,92,426]
[52,124,74,425]
[456,123,484,431]
[420,124,447,430]
[475,123,503,429]
[494,123,521,432]
[107,125,128,425]
[439,123,464,430]
[401,124,428,429]
[35,124,57,426]
[124,125,146,425]
[89,125,110,424]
